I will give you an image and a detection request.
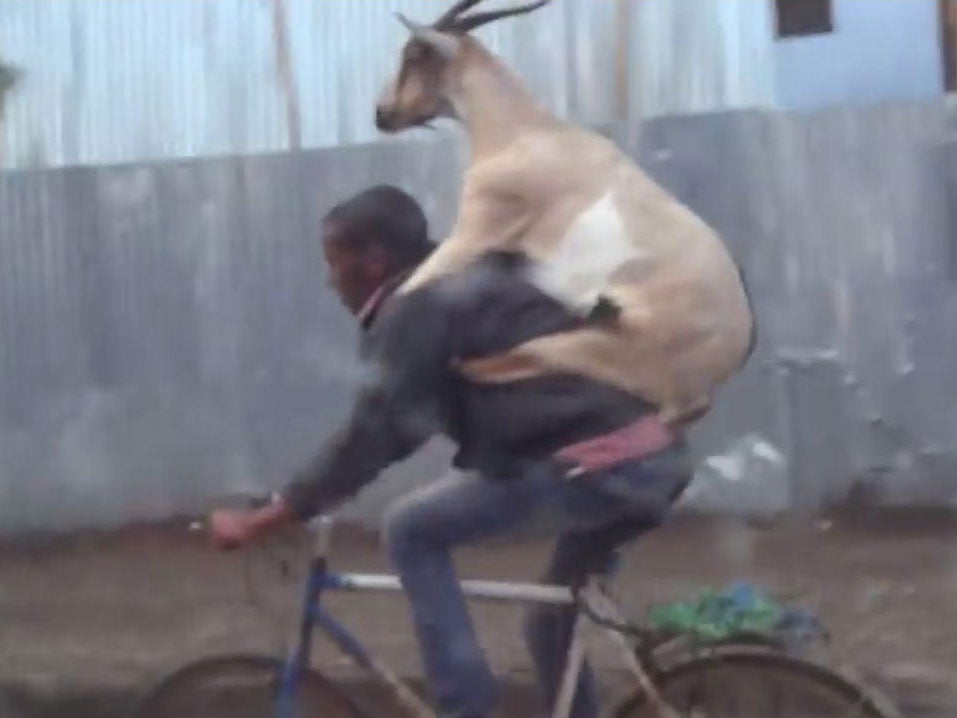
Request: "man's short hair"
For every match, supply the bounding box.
[324,185,433,267]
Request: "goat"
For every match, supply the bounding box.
[375,0,754,426]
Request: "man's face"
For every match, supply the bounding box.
[321,222,388,314]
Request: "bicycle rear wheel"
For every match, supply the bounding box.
[131,654,362,718]
[611,645,900,718]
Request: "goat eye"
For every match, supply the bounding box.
[406,42,435,63]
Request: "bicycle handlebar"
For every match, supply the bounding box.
[189,492,338,560]
[187,491,280,534]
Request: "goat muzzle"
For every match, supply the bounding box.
[375,106,397,132]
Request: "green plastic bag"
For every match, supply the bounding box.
[647,582,785,642]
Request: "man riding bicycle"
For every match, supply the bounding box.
[210,185,693,718]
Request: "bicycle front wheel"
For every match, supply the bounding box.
[611,645,901,718]
[131,654,361,718]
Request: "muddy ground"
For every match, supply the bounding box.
[0,509,955,717]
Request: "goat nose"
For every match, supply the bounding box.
[375,106,393,131]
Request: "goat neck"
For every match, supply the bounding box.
[452,37,558,161]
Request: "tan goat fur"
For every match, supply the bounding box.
[377,17,754,427]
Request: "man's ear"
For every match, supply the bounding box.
[364,242,392,282]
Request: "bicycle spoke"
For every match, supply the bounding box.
[770,680,786,718]
[132,656,359,718]
[612,648,898,718]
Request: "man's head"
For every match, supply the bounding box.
[321,185,433,314]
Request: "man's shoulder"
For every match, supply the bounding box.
[363,273,457,351]
[367,250,553,352]
[372,251,524,318]
[430,250,531,306]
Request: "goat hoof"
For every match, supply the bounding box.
[587,295,622,326]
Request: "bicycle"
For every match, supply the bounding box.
[132,497,902,718]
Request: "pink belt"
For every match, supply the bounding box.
[554,415,677,478]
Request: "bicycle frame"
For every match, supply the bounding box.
[273,516,671,718]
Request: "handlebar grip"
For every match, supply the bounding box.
[189,491,279,534]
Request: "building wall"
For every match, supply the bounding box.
[774,0,945,110]
[0,0,777,170]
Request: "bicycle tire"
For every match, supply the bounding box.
[609,644,901,718]
[130,653,364,718]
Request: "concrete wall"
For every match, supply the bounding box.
[775,0,945,110]
[1,102,957,533]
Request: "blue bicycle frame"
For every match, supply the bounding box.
[269,516,651,718]
[272,518,449,718]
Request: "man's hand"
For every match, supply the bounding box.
[208,499,296,551]
[209,509,259,550]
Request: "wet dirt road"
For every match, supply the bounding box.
[0,510,954,717]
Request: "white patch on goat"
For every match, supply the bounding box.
[527,191,640,313]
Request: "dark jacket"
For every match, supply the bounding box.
[283,252,662,520]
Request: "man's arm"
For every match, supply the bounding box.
[210,288,454,547]
[280,378,430,520]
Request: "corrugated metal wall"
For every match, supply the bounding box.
[0,0,776,169]
[1,102,956,533]
[629,0,774,118]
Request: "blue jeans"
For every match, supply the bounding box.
[383,447,691,718]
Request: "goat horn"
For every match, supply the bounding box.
[451,0,552,33]
[434,0,485,30]
[395,13,460,58]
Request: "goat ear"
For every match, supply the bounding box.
[395,13,460,59]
